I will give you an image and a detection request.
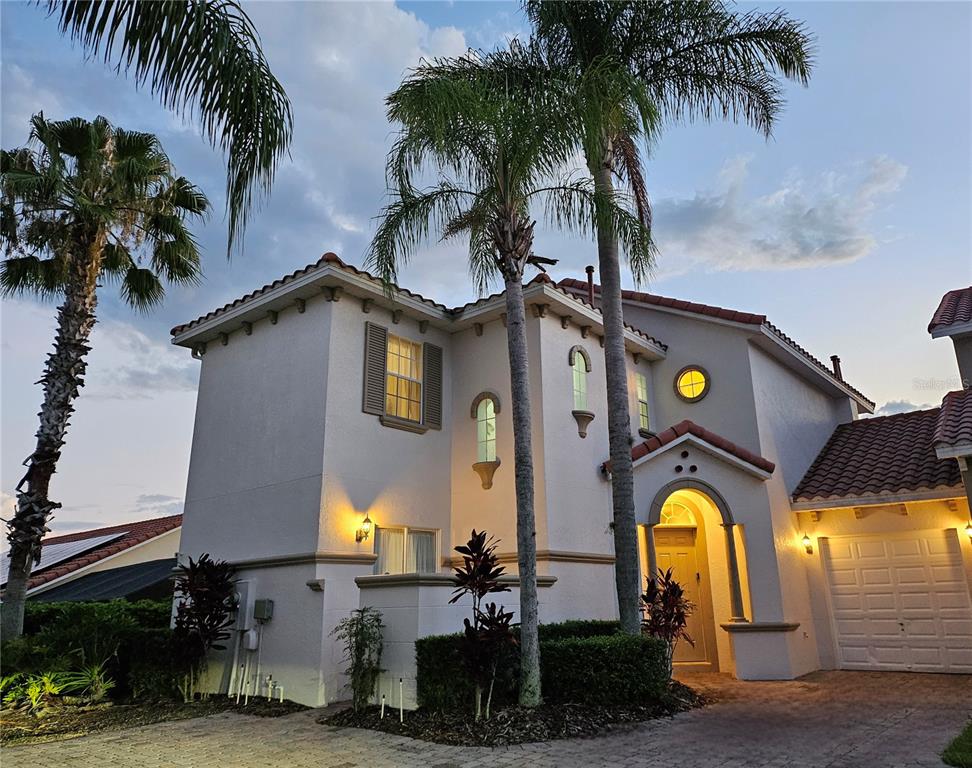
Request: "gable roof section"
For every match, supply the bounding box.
[792,409,962,506]
[20,514,182,592]
[928,286,972,336]
[934,388,972,458]
[558,278,874,411]
[604,419,775,478]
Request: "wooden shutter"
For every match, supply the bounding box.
[362,322,387,415]
[423,342,443,429]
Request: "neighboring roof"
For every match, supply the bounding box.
[928,286,972,335]
[934,389,972,453]
[793,409,962,505]
[558,278,874,410]
[31,558,176,603]
[604,419,775,476]
[19,514,182,592]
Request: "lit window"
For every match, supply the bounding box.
[386,334,423,422]
[476,398,496,462]
[660,500,697,526]
[374,526,437,574]
[674,365,709,402]
[572,356,588,410]
[636,372,650,431]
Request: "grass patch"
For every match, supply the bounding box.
[943,721,972,768]
[0,696,308,746]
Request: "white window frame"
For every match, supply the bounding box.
[635,372,650,432]
[374,525,439,575]
[385,333,424,423]
[476,398,497,462]
[572,356,588,411]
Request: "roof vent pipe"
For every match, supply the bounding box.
[585,265,595,305]
[830,355,843,380]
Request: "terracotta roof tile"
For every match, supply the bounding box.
[793,410,962,503]
[928,286,972,334]
[558,278,874,408]
[604,419,775,475]
[934,389,972,448]
[22,514,182,592]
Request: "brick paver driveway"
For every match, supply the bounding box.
[4,671,970,768]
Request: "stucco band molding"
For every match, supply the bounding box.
[230,551,378,569]
[790,487,965,512]
[356,573,558,589]
[444,550,616,568]
[720,622,800,633]
[632,432,773,481]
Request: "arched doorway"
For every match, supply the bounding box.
[643,491,720,670]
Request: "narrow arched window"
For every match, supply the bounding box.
[476,398,496,462]
[568,345,592,411]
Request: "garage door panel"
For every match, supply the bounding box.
[821,530,972,674]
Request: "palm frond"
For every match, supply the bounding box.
[120,265,165,312]
[0,255,68,299]
[48,0,293,255]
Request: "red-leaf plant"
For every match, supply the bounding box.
[640,567,695,679]
[449,530,517,720]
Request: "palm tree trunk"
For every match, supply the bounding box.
[592,159,642,636]
[502,273,542,707]
[2,243,101,638]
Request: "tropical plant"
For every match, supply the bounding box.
[61,660,116,703]
[331,607,385,712]
[42,0,292,255]
[172,554,237,672]
[0,114,209,639]
[369,43,653,706]
[450,530,516,720]
[526,0,814,635]
[640,567,695,678]
[4,670,73,715]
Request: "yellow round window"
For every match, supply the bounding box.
[675,366,709,402]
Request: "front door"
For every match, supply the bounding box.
[654,527,711,665]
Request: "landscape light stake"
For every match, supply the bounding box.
[380,693,386,718]
[399,677,404,722]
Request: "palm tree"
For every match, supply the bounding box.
[43,0,292,254]
[369,45,653,706]
[526,0,814,635]
[0,114,209,637]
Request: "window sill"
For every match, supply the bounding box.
[379,415,429,434]
[638,428,655,440]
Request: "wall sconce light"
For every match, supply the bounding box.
[356,513,373,543]
[965,521,972,540]
[802,533,813,555]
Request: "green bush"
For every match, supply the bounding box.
[416,620,667,711]
[540,634,668,705]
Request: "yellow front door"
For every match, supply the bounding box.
[654,527,709,665]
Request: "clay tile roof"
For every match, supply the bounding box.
[928,287,972,334]
[558,278,874,409]
[21,514,182,592]
[934,389,972,449]
[604,419,775,475]
[792,410,962,504]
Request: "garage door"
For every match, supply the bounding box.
[821,530,972,672]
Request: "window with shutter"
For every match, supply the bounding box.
[362,322,387,415]
[423,342,443,430]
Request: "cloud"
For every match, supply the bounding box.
[652,155,908,273]
[872,399,933,417]
[135,493,183,518]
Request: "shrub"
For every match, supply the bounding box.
[539,634,668,705]
[641,568,695,678]
[331,607,384,712]
[415,620,668,711]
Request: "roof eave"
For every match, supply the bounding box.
[631,432,773,480]
[791,486,965,511]
[930,319,972,339]
[935,443,972,460]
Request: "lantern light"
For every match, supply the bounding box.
[802,533,813,555]
[356,513,373,543]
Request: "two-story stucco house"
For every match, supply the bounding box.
[171,254,972,707]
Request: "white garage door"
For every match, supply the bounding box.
[821,530,972,672]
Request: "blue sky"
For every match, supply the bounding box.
[1,1,969,532]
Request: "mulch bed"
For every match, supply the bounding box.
[0,696,309,746]
[320,681,704,746]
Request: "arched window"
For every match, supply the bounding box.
[470,392,500,463]
[568,345,591,411]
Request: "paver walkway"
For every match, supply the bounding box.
[4,671,970,767]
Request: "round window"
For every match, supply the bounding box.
[674,365,710,402]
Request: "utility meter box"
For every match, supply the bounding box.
[253,598,274,622]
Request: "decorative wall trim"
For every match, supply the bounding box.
[568,344,592,372]
[231,551,378,569]
[445,550,615,568]
[356,572,558,589]
[470,390,502,418]
[720,621,799,633]
[379,414,429,434]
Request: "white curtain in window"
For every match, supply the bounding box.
[406,530,436,573]
[375,527,405,574]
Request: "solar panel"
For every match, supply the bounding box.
[1,531,127,586]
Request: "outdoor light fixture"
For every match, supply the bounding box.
[802,533,813,555]
[965,521,972,540]
[356,513,373,543]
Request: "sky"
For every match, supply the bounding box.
[1,1,970,534]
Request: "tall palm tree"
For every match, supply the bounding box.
[526,0,814,635]
[369,45,653,706]
[43,0,292,254]
[0,114,209,637]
